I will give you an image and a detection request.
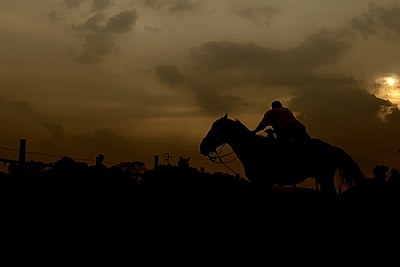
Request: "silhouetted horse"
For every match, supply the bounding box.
[200,114,365,194]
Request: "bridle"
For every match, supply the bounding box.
[207,143,240,177]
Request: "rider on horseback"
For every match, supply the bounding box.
[252,100,310,144]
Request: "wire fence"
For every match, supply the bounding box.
[0,145,118,165]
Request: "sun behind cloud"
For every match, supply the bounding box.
[374,74,400,107]
[385,76,397,87]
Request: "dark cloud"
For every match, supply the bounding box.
[92,0,113,11]
[74,33,118,64]
[189,41,282,71]
[79,13,107,32]
[94,105,199,120]
[291,79,383,132]
[181,75,250,115]
[351,2,400,40]
[154,64,249,114]
[64,0,84,8]
[160,39,331,113]
[189,29,351,78]
[142,0,162,10]
[288,29,352,69]
[385,108,400,133]
[106,10,138,33]
[168,0,199,15]
[351,12,377,40]
[68,10,138,64]
[154,65,184,87]
[230,5,281,26]
[191,87,250,115]
[185,37,357,108]
[73,10,139,34]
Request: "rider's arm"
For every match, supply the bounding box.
[253,110,272,133]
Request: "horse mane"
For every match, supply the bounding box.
[228,118,273,146]
[223,118,258,139]
[232,118,249,131]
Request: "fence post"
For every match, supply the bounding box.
[154,155,159,169]
[19,138,26,167]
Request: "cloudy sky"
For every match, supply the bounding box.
[1,0,400,177]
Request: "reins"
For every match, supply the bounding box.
[207,143,240,177]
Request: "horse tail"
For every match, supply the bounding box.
[336,148,366,188]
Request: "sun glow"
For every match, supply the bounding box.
[385,77,397,87]
[371,74,400,120]
[374,75,400,106]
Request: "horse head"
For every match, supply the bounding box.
[200,114,231,157]
[200,114,250,157]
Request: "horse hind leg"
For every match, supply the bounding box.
[316,174,337,196]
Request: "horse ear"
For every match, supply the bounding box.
[223,113,228,119]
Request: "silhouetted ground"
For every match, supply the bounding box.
[3,165,400,263]
[3,160,400,264]
[2,160,400,250]
[3,163,399,215]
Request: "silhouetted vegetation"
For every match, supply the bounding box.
[1,133,399,237]
[2,151,400,252]
[1,153,399,213]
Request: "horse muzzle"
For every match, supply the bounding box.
[200,138,216,156]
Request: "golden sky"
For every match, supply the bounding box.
[1,0,400,177]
